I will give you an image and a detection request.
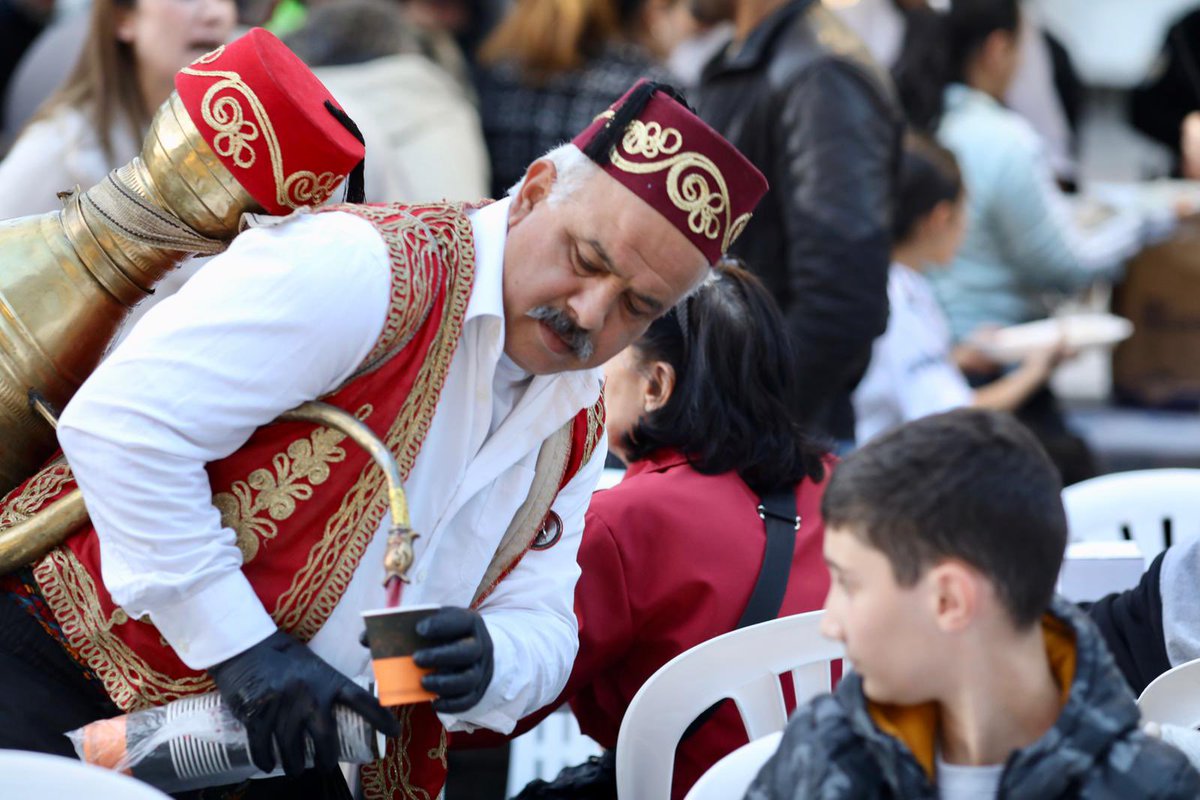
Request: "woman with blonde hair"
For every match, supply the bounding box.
[474,0,673,197]
[0,0,236,219]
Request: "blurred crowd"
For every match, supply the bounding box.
[6,0,1200,473]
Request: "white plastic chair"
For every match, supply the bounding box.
[505,708,604,797]
[1062,469,1200,565]
[682,731,782,800]
[1138,657,1200,727]
[615,610,841,800]
[0,750,172,798]
[1057,540,1145,602]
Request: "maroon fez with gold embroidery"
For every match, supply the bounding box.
[571,80,768,264]
[174,28,366,214]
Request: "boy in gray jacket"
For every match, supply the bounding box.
[747,409,1200,799]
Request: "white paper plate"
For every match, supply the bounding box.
[970,314,1134,364]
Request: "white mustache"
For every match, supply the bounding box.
[527,306,594,361]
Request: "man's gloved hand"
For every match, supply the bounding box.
[209,629,401,777]
[413,607,494,713]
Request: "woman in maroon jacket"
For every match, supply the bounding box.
[525,260,833,799]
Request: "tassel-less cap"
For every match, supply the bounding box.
[174,28,366,215]
[571,79,768,265]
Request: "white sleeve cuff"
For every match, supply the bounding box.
[147,570,277,670]
[437,617,519,734]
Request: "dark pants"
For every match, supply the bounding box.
[0,592,350,800]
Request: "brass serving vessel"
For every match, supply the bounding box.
[0,93,417,579]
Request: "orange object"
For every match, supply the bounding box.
[81,714,131,774]
[371,656,436,706]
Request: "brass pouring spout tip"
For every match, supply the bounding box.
[384,525,420,585]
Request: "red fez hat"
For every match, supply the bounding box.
[572,80,768,264]
[175,28,365,215]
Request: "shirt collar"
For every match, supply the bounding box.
[624,448,690,478]
[466,196,512,324]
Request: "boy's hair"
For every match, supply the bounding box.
[892,133,963,244]
[822,409,1067,628]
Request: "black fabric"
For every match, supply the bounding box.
[323,100,366,204]
[1083,551,1170,696]
[1131,10,1200,173]
[511,750,616,800]
[0,0,47,136]
[0,591,119,757]
[696,0,901,442]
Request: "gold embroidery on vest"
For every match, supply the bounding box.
[361,705,442,800]
[213,409,369,563]
[33,547,212,712]
[20,204,475,712]
[580,397,605,469]
[275,205,475,640]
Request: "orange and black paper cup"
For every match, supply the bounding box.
[362,604,440,707]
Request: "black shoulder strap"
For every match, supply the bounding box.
[680,488,800,742]
[735,490,800,629]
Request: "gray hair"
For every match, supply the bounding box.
[507,143,601,207]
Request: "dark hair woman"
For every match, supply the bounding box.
[513,260,832,800]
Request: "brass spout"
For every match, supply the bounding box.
[0,402,415,582]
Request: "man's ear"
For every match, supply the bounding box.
[928,560,979,634]
[642,360,676,413]
[508,159,557,227]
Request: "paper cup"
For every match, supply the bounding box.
[362,604,440,707]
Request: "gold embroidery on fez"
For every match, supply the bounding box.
[213,414,358,563]
[179,62,340,209]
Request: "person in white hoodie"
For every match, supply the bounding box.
[855,134,1064,443]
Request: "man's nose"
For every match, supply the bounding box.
[568,280,619,332]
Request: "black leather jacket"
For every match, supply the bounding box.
[697,0,901,441]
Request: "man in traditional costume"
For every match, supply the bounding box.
[0,30,768,800]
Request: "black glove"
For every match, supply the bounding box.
[413,606,494,713]
[209,629,401,777]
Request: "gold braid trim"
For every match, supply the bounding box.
[32,548,212,711]
[360,706,449,800]
[579,394,605,470]
[0,458,72,528]
[213,413,361,564]
[274,204,476,639]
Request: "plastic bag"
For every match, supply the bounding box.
[67,686,383,793]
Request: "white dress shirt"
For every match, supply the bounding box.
[56,197,606,733]
[854,262,974,443]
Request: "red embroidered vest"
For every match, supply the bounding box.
[0,202,605,799]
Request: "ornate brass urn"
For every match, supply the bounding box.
[0,94,258,493]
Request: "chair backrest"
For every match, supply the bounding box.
[1138,657,1200,728]
[682,731,783,800]
[1062,469,1200,565]
[615,610,841,800]
[1057,540,1145,602]
[0,750,172,798]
